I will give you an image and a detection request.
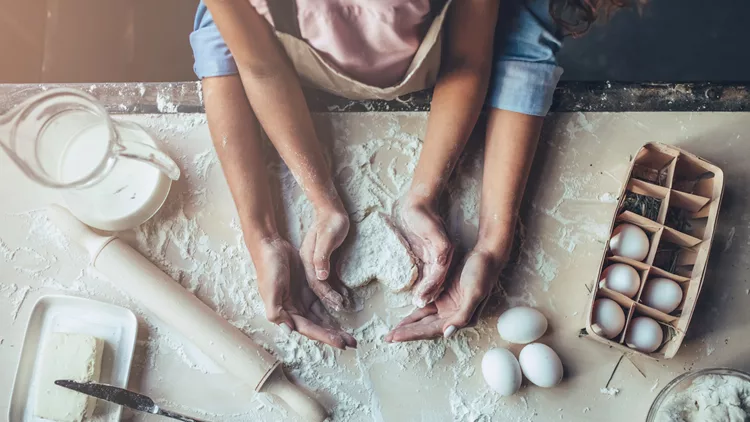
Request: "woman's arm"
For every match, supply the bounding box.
[385,108,543,343]
[476,110,542,259]
[399,0,500,307]
[203,0,350,308]
[388,0,563,341]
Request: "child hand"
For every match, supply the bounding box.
[300,206,353,312]
[384,249,502,342]
[254,236,357,349]
[397,197,454,308]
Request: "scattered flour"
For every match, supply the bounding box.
[156,91,179,113]
[192,149,219,181]
[0,113,617,421]
[337,212,417,291]
[654,374,750,422]
[600,387,620,397]
[599,192,618,203]
[724,226,736,252]
[0,283,31,321]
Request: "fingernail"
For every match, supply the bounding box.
[443,325,457,339]
[280,323,292,336]
[316,269,329,280]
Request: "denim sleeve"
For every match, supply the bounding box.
[189,1,239,79]
[486,0,564,116]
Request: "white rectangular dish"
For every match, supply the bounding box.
[9,295,138,422]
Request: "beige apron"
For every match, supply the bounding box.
[267,0,453,101]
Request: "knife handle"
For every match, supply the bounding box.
[156,408,211,422]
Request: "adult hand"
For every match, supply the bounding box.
[385,249,503,342]
[397,196,454,308]
[254,236,357,349]
[299,206,353,312]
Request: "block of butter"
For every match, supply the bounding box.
[34,333,104,422]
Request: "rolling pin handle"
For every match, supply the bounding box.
[260,365,328,422]
[46,204,115,261]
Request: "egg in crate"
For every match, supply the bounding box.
[609,224,650,261]
[641,278,683,314]
[625,316,664,353]
[591,298,626,339]
[599,263,641,298]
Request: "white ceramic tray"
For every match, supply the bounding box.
[9,295,138,422]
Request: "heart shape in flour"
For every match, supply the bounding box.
[337,212,418,292]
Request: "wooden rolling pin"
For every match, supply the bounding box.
[47,205,327,422]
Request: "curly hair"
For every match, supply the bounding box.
[549,0,646,37]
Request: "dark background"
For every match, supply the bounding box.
[1,0,747,83]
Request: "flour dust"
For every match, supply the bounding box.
[0,113,616,421]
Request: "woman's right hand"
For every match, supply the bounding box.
[252,236,357,350]
[397,195,455,308]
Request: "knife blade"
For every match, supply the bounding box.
[54,380,210,422]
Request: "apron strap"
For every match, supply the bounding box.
[267,0,301,39]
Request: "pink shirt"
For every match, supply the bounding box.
[251,0,434,87]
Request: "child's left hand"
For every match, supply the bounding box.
[300,206,353,312]
[384,249,503,342]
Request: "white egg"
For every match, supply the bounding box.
[599,263,641,298]
[609,224,650,261]
[481,348,522,396]
[625,316,664,353]
[592,298,626,339]
[518,343,563,388]
[496,307,548,345]
[641,278,683,314]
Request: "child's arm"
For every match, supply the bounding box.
[203,0,350,309]
[203,76,354,349]
[399,0,500,308]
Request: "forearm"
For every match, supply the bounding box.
[409,63,491,202]
[408,0,498,203]
[205,0,339,211]
[476,109,543,259]
[203,76,278,251]
[239,70,339,211]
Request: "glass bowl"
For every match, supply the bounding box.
[646,367,750,421]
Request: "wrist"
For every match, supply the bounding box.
[242,216,280,251]
[475,224,515,264]
[306,181,346,215]
[404,183,441,208]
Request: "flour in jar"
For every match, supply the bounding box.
[337,212,418,291]
[654,374,750,422]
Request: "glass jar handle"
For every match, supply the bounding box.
[114,122,181,181]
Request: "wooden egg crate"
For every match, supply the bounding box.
[584,143,724,359]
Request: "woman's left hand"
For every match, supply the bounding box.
[385,249,505,342]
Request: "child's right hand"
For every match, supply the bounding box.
[254,236,357,350]
[397,196,455,308]
[300,205,353,312]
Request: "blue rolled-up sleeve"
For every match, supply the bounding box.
[486,0,563,116]
[190,1,239,79]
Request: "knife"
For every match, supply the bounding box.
[54,380,210,422]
